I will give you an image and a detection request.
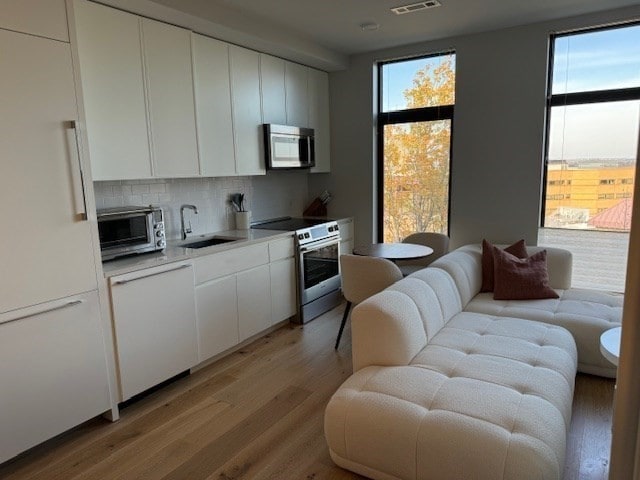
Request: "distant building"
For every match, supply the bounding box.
[544,159,635,230]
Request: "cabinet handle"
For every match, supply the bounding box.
[299,238,341,252]
[112,264,191,285]
[67,121,88,221]
[1,300,83,326]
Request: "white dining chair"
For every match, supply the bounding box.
[336,254,403,349]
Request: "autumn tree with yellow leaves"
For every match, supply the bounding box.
[383,57,455,242]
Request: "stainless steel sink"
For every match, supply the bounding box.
[182,237,239,249]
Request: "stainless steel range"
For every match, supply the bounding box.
[252,217,342,323]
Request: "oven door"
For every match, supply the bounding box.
[298,237,341,305]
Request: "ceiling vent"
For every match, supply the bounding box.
[390,1,441,15]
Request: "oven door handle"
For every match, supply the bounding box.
[299,237,341,252]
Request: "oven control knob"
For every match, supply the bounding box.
[298,234,304,240]
[304,233,310,238]
[156,230,164,237]
[335,224,339,230]
[157,240,164,247]
[328,226,333,232]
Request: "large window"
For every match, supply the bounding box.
[540,23,640,291]
[377,52,455,242]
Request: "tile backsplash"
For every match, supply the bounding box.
[94,172,310,240]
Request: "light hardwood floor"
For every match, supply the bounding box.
[0,303,615,480]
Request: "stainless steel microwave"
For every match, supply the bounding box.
[263,124,315,169]
[97,206,165,261]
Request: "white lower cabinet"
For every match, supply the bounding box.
[268,237,297,325]
[195,275,238,362]
[0,291,111,464]
[237,264,272,341]
[110,262,197,401]
[193,237,296,364]
[338,218,354,255]
[270,257,297,325]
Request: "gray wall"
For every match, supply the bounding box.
[310,5,640,249]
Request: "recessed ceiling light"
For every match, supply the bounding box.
[391,1,442,15]
[360,22,380,31]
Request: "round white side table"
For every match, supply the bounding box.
[600,326,622,366]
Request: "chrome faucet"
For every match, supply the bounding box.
[180,204,198,240]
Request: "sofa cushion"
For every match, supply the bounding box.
[326,313,577,480]
[352,268,463,372]
[450,244,573,290]
[481,239,528,292]
[493,248,559,300]
[465,289,623,377]
[429,247,483,307]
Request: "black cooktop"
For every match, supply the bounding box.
[251,217,331,231]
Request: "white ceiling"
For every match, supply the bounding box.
[152,0,640,56]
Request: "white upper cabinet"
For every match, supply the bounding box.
[308,68,331,173]
[260,54,287,125]
[0,0,69,42]
[0,28,97,313]
[142,19,199,177]
[192,33,236,177]
[73,1,329,179]
[285,61,309,127]
[73,0,152,180]
[229,45,265,175]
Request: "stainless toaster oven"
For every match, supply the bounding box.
[97,206,165,261]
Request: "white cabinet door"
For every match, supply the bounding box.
[0,0,68,42]
[142,18,199,177]
[237,264,272,341]
[270,257,297,324]
[0,291,111,464]
[74,0,152,180]
[308,68,331,173]
[192,33,236,177]
[110,263,197,401]
[285,61,309,127]
[338,218,354,255]
[230,45,265,175]
[195,275,239,362]
[0,28,97,314]
[260,54,287,125]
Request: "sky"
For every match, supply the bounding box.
[381,24,640,160]
[381,54,454,112]
[550,24,640,160]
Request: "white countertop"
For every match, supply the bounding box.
[101,228,294,277]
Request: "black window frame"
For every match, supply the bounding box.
[376,51,456,242]
[541,22,640,228]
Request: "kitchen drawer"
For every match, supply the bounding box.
[269,236,295,262]
[194,243,269,284]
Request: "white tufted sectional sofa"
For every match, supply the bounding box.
[324,244,622,480]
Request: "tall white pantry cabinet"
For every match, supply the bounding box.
[0,0,113,464]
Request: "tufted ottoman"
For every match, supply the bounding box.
[325,267,578,480]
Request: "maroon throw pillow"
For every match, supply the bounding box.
[492,247,559,300]
[480,239,528,292]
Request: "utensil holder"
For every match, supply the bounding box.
[235,211,251,230]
